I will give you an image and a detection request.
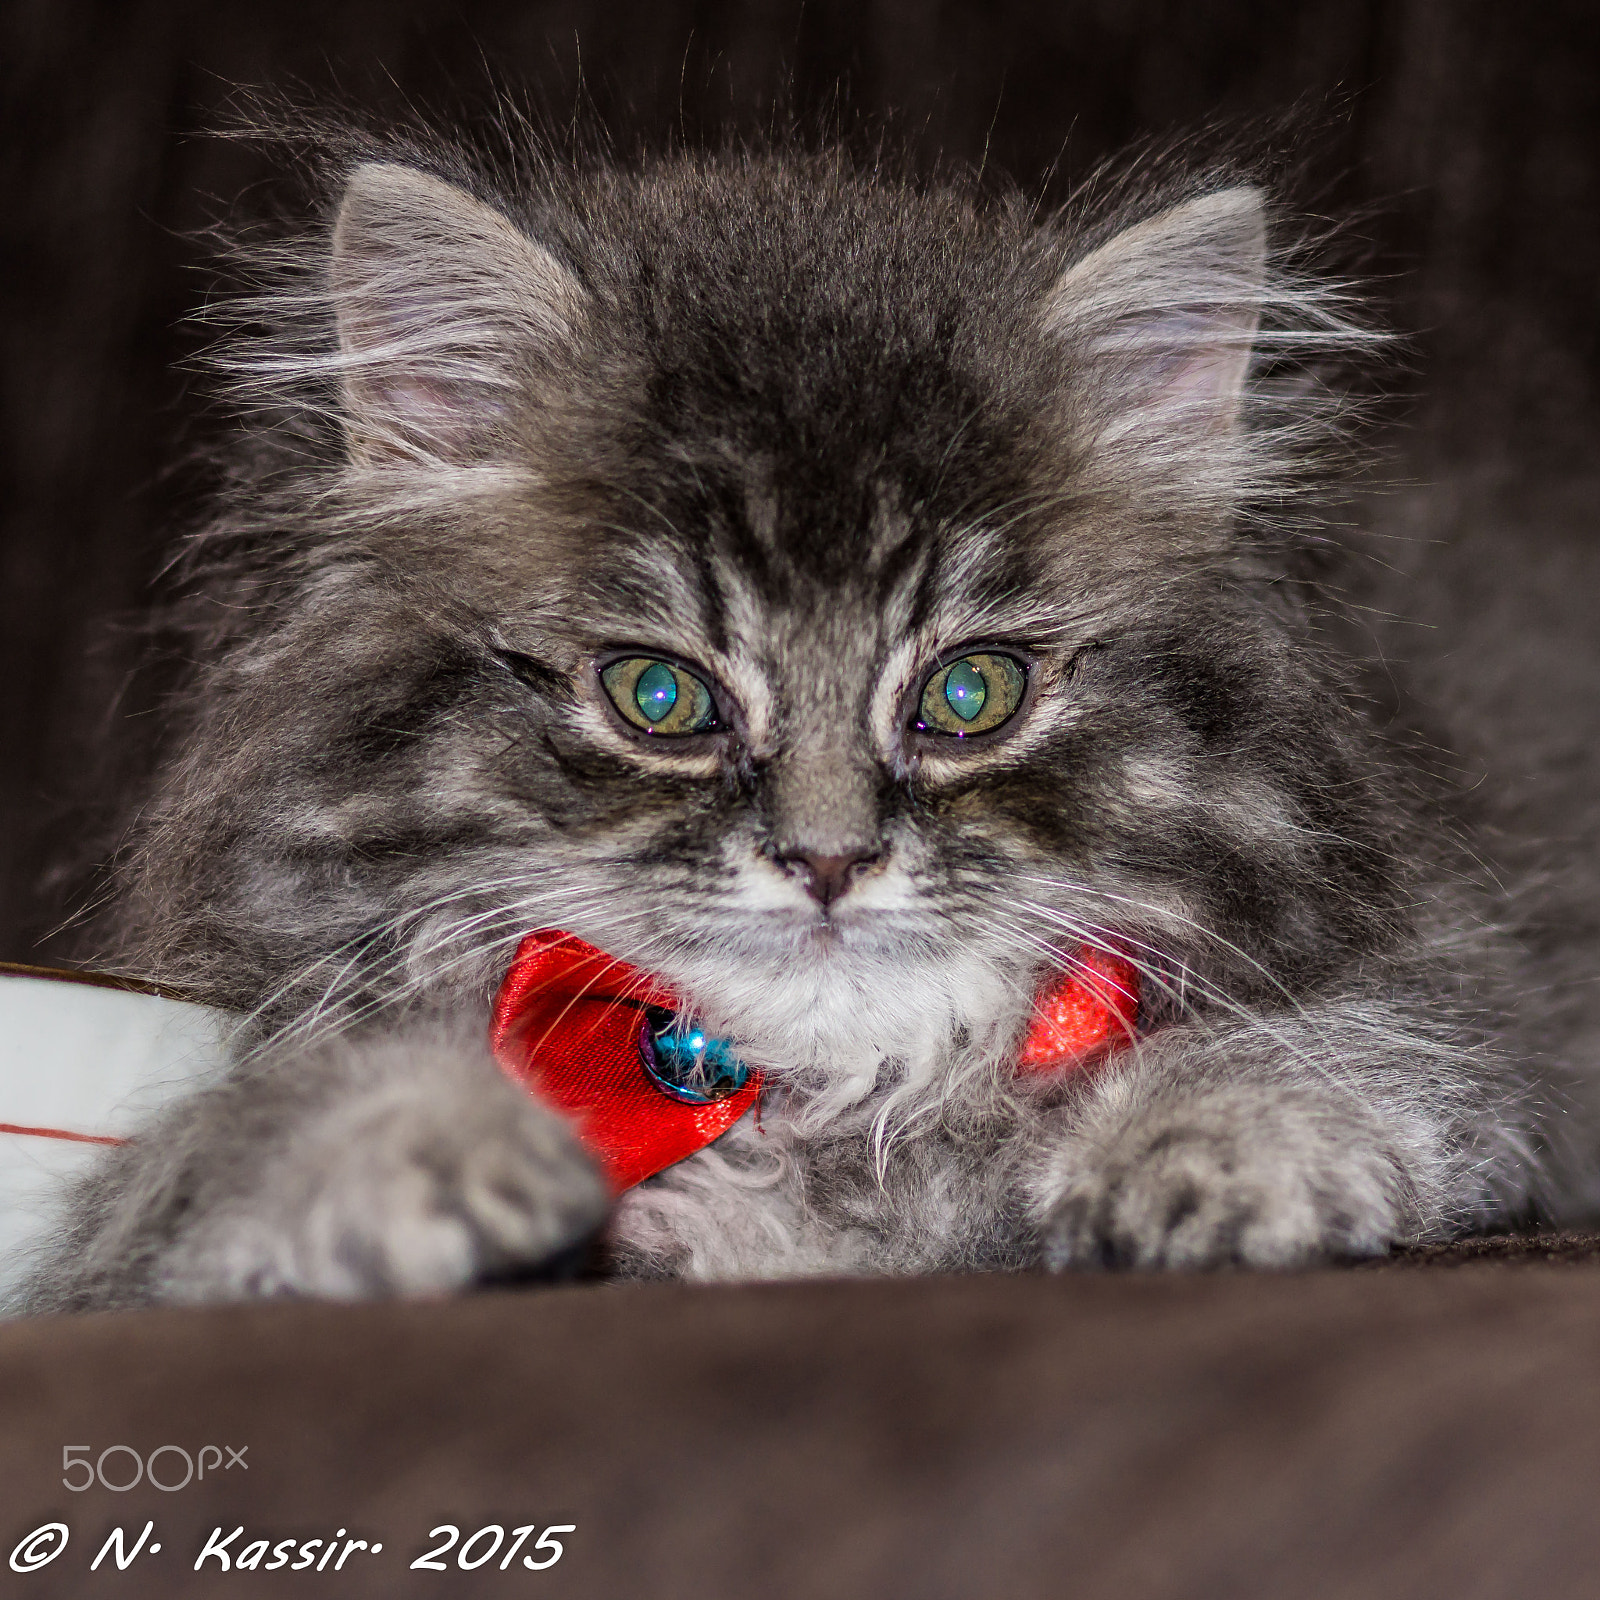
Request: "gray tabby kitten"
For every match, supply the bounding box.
[24,131,1586,1309]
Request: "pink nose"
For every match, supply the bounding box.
[780,848,884,907]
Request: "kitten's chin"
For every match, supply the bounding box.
[732,905,936,964]
[640,907,1020,1081]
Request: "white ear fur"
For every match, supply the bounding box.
[330,162,582,465]
[1044,187,1267,438]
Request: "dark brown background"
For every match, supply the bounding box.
[5,0,1598,965]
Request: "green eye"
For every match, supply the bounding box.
[916,652,1027,737]
[601,657,720,736]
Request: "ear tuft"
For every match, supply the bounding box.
[330,163,582,466]
[1044,187,1268,438]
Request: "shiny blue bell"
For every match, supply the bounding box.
[637,1006,751,1104]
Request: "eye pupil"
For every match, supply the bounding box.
[634,661,679,723]
[916,651,1025,738]
[943,659,988,721]
[602,656,718,735]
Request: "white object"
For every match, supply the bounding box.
[0,965,235,1301]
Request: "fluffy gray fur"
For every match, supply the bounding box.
[20,127,1590,1310]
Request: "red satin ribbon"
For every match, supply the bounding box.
[489,930,761,1194]
[1015,945,1141,1074]
[490,930,1140,1193]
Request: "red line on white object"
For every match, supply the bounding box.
[0,1122,126,1147]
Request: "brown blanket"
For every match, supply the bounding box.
[3,1237,1599,1598]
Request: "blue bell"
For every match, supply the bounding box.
[637,1006,751,1104]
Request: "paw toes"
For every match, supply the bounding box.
[1042,1117,1384,1272]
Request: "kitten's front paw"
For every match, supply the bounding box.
[1040,1082,1405,1270]
[164,1073,609,1303]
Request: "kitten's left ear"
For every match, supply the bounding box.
[1043,187,1267,438]
[330,162,584,466]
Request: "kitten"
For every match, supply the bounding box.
[22,128,1584,1309]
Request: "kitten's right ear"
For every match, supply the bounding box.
[1043,187,1267,442]
[330,162,583,467]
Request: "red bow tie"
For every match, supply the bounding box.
[490,930,1139,1193]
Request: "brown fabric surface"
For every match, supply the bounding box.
[1379,1230,1600,1269]
[3,1243,1600,1597]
